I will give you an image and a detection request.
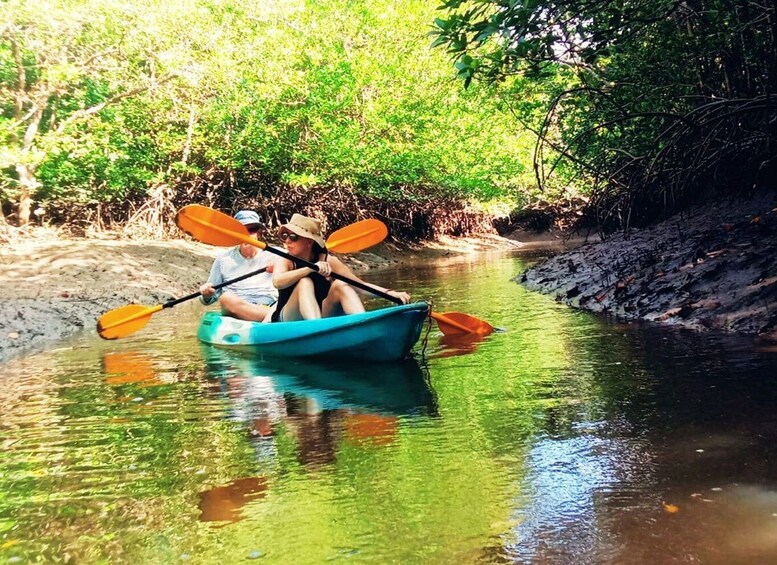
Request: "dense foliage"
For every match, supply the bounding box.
[1,0,538,234]
[433,0,777,229]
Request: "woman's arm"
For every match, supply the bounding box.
[272,257,330,289]
[328,256,411,304]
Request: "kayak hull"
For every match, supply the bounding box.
[197,302,429,362]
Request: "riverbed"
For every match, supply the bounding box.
[2,249,777,563]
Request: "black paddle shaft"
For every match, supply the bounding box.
[162,267,268,309]
[267,247,402,305]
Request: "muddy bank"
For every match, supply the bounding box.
[0,236,218,363]
[0,230,522,364]
[519,190,777,340]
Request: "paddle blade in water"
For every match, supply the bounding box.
[432,311,494,336]
[177,205,260,248]
[326,219,388,253]
[97,304,162,340]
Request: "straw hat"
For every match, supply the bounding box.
[280,214,326,247]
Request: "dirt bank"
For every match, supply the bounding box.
[519,189,777,341]
[0,230,523,364]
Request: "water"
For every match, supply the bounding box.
[2,250,777,563]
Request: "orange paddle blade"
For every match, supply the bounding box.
[326,219,388,253]
[431,311,494,336]
[103,351,160,385]
[177,205,265,248]
[97,304,163,340]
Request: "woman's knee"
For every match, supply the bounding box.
[295,277,315,295]
[329,280,352,298]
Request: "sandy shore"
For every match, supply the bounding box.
[0,230,524,363]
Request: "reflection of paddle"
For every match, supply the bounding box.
[177,205,494,336]
[434,332,487,358]
[102,351,161,385]
[198,476,268,525]
[343,412,398,446]
[97,216,388,340]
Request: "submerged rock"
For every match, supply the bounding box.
[518,191,777,339]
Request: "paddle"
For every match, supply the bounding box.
[176,205,495,337]
[430,310,494,336]
[97,217,389,340]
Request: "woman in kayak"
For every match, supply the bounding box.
[270,214,410,322]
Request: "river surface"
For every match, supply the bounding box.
[2,250,777,564]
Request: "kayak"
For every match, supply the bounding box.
[197,302,430,362]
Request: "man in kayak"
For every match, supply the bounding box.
[199,210,279,321]
[270,213,411,322]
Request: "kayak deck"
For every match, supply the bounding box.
[197,302,430,362]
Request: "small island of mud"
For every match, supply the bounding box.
[518,190,777,342]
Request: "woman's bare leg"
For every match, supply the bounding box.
[322,280,365,317]
[278,278,322,321]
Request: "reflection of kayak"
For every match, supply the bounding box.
[197,302,429,362]
[200,345,437,415]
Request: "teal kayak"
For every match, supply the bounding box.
[197,302,430,362]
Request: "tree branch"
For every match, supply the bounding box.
[55,73,177,133]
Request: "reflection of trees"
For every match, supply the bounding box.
[0,347,261,562]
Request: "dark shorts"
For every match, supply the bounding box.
[252,296,278,307]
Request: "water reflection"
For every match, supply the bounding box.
[4,251,777,563]
[200,345,438,416]
[194,346,439,522]
[198,476,269,525]
[435,332,488,358]
[102,351,162,386]
[497,321,777,563]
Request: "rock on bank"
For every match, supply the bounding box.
[519,190,777,339]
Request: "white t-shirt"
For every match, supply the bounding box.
[201,246,278,305]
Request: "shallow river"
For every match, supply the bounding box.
[2,250,777,563]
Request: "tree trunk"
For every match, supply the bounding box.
[14,102,46,227]
[182,104,196,165]
[15,163,37,226]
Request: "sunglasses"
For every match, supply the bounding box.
[279,231,300,242]
[246,225,262,234]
